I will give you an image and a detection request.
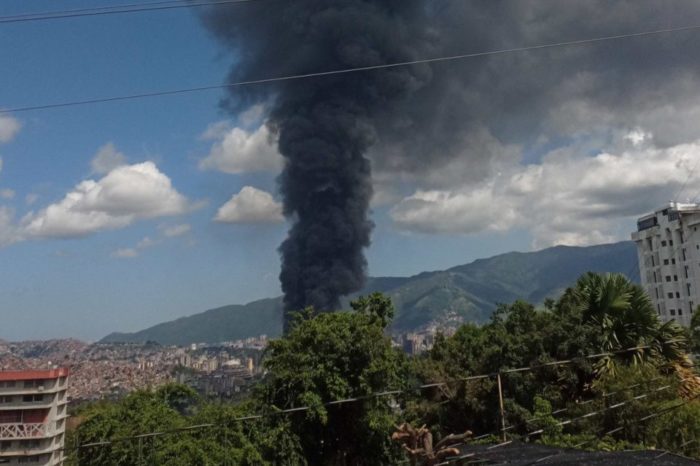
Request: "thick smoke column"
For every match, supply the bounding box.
[202,1,434,321]
[202,0,700,323]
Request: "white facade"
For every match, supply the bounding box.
[631,202,700,327]
[0,369,69,466]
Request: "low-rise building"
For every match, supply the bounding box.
[0,368,69,465]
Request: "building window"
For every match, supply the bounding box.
[653,271,658,283]
[21,439,40,449]
[0,381,15,388]
[23,380,44,389]
[690,302,695,314]
[674,275,679,281]
[22,394,43,403]
[688,283,692,296]
[683,249,687,261]
[670,309,676,316]
[655,288,659,299]
[670,240,674,246]
[0,396,12,403]
[676,292,681,298]
[657,304,661,315]
[668,292,674,299]
[651,256,655,267]
[672,258,676,264]
[662,240,667,246]
[666,276,672,282]
[681,231,685,243]
[685,266,689,279]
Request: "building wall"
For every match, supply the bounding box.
[0,369,69,466]
[632,203,700,327]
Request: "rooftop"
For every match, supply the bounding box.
[0,368,69,382]
[457,442,700,465]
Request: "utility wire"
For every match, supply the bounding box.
[0,0,265,24]
[517,392,700,466]
[74,342,682,450]
[439,386,700,466]
[3,23,700,115]
[464,376,664,443]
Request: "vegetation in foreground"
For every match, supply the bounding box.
[69,273,700,465]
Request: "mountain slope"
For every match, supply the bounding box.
[101,241,638,345]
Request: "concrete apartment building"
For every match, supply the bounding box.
[0,368,69,466]
[632,202,700,327]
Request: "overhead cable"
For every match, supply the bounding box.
[3,23,700,115]
[0,0,265,24]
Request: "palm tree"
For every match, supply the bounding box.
[570,272,689,377]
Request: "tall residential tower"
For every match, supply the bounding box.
[0,368,69,466]
[632,202,700,327]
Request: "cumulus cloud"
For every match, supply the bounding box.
[199,123,282,174]
[91,142,127,175]
[161,223,191,237]
[23,161,190,238]
[111,248,138,259]
[215,186,283,224]
[0,207,20,247]
[391,137,700,247]
[0,115,21,143]
[0,189,15,200]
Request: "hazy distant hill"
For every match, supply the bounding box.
[101,241,638,345]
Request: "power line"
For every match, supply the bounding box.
[73,342,684,450]
[439,386,699,466]
[3,23,700,115]
[0,0,265,24]
[517,392,700,466]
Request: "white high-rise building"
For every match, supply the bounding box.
[631,202,700,327]
[0,368,69,465]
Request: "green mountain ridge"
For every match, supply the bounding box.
[101,241,638,345]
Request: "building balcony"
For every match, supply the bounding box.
[0,423,53,440]
[0,440,60,457]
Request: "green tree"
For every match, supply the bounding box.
[256,293,409,465]
[564,273,688,376]
[689,308,700,355]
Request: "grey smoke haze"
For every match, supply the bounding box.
[201,0,700,317]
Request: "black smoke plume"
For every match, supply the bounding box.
[202,0,700,324]
[202,0,434,323]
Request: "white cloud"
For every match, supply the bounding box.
[199,124,282,174]
[25,193,39,205]
[0,207,20,247]
[23,161,190,238]
[0,115,21,143]
[91,142,127,175]
[0,189,15,200]
[391,137,700,248]
[161,223,191,237]
[215,186,283,224]
[110,234,164,259]
[111,248,138,259]
[136,236,157,249]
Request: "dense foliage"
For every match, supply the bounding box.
[71,275,700,465]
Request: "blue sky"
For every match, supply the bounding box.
[3,1,700,341]
[0,1,533,340]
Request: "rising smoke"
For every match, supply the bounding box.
[201,0,700,322]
